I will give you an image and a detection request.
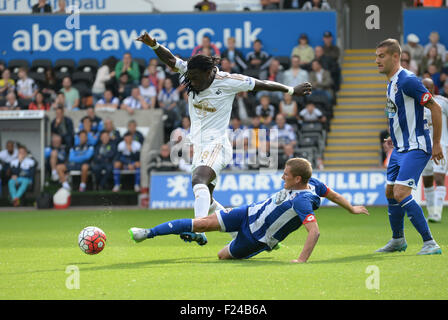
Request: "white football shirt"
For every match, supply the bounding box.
[424,95,448,147]
[175,58,256,146]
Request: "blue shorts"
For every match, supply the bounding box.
[387,149,431,190]
[119,156,137,167]
[216,205,270,259]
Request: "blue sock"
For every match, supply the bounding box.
[113,169,120,186]
[387,198,405,239]
[135,168,140,185]
[147,219,193,238]
[400,195,433,242]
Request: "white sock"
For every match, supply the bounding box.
[434,186,446,217]
[424,186,435,217]
[80,182,86,189]
[193,184,210,219]
[208,199,225,214]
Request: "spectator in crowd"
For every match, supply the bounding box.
[0,141,18,183]
[95,89,120,111]
[424,31,446,62]
[8,145,36,206]
[91,131,117,190]
[0,92,20,110]
[194,0,217,11]
[42,69,58,99]
[232,91,254,122]
[283,55,309,88]
[103,119,121,146]
[402,33,425,67]
[302,0,331,10]
[279,92,299,123]
[60,76,80,110]
[115,52,140,84]
[121,87,150,115]
[159,78,181,138]
[28,91,50,110]
[228,116,247,149]
[192,35,221,57]
[420,46,443,75]
[220,57,238,74]
[0,61,5,74]
[400,50,419,75]
[79,106,103,135]
[309,59,333,103]
[260,0,280,10]
[322,31,340,62]
[75,117,99,147]
[257,58,284,101]
[283,0,309,9]
[0,69,15,97]
[51,106,74,149]
[270,113,297,149]
[171,115,191,145]
[113,132,142,193]
[139,77,157,108]
[125,119,145,145]
[245,115,270,169]
[428,63,443,92]
[44,133,70,190]
[315,44,341,92]
[255,95,276,126]
[299,102,327,124]
[221,37,247,73]
[144,63,165,94]
[50,92,65,110]
[92,56,116,104]
[277,143,297,170]
[245,39,272,78]
[68,130,94,192]
[291,34,315,67]
[16,68,37,101]
[32,0,52,13]
[116,73,133,102]
[55,0,66,13]
[147,58,167,84]
[148,143,178,173]
[441,81,448,98]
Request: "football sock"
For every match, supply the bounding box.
[400,195,433,242]
[147,219,193,238]
[434,186,446,217]
[113,169,121,186]
[424,186,435,217]
[387,198,405,239]
[209,198,225,214]
[193,184,210,219]
[135,168,141,186]
[62,182,70,190]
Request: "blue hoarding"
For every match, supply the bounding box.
[0,11,336,63]
[149,170,388,209]
[403,8,448,49]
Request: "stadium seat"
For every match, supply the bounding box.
[301,122,323,134]
[55,59,76,74]
[275,56,290,70]
[72,71,94,86]
[77,58,99,73]
[28,72,46,86]
[7,59,29,76]
[133,57,147,74]
[30,59,52,73]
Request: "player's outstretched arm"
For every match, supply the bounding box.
[291,221,320,263]
[136,32,177,70]
[253,79,312,97]
[325,189,369,215]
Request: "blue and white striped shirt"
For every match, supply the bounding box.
[386,67,432,153]
[247,177,329,249]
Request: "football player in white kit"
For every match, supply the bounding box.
[421,78,448,223]
[137,32,312,245]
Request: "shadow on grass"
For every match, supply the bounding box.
[309,252,416,264]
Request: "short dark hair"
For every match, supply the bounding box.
[377,38,401,56]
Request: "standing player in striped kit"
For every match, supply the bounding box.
[136,32,312,246]
[421,78,448,223]
[129,158,369,262]
[375,39,443,255]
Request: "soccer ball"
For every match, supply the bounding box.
[78,226,107,255]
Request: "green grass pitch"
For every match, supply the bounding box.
[0,206,446,300]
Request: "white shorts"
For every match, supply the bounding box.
[191,142,232,185]
[422,146,448,176]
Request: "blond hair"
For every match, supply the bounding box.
[285,158,313,184]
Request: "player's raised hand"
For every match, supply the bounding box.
[350,206,369,216]
[293,82,312,96]
[136,32,157,47]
